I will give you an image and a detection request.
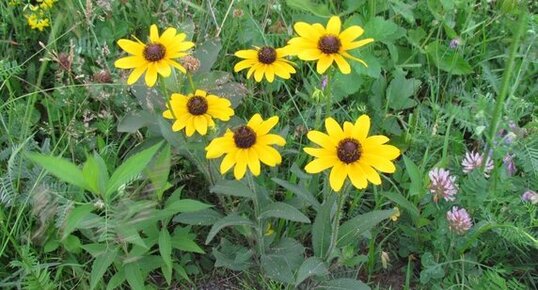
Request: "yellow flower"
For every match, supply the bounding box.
[114,24,195,87]
[287,16,374,74]
[162,89,234,137]
[390,207,400,221]
[206,114,286,180]
[26,13,49,31]
[38,0,56,9]
[234,46,296,83]
[304,115,400,192]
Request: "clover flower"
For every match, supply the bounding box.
[447,207,473,235]
[461,150,494,177]
[428,168,458,202]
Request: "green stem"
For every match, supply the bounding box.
[247,174,265,256]
[487,11,527,146]
[187,73,196,92]
[325,186,347,262]
[324,71,333,118]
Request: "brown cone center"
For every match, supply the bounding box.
[187,96,208,115]
[337,138,361,164]
[318,35,341,54]
[143,43,166,62]
[233,126,257,148]
[257,47,277,64]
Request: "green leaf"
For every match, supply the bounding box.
[259,202,311,223]
[383,191,420,221]
[205,213,254,244]
[403,154,423,196]
[364,17,403,43]
[27,153,88,191]
[105,142,163,198]
[124,263,146,290]
[337,209,394,247]
[261,238,305,284]
[312,195,335,258]
[82,153,109,196]
[89,247,118,290]
[419,252,445,284]
[319,278,371,290]
[272,178,320,211]
[425,40,473,75]
[285,0,331,17]
[210,180,255,199]
[173,208,223,225]
[117,111,154,133]
[386,70,421,110]
[106,270,125,290]
[390,0,415,24]
[193,39,222,74]
[165,199,213,213]
[295,257,329,286]
[158,229,172,285]
[172,236,205,254]
[62,204,93,240]
[146,143,171,201]
[213,238,254,271]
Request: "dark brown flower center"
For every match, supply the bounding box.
[337,138,361,164]
[318,35,341,54]
[143,43,166,62]
[187,96,208,115]
[257,47,277,64]
[233,126,257,148]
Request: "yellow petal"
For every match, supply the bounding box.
[169,60,187,74]
[127,66,146,85]
[234,60,255,72]
[303,147,335,158]
[172,119,186,131]
[247,113,264,130]
[363,135,389,146]
[316,54,333,74]
[194,115,208,135]
[326,16,341,35]
[339,26,364,43]
[144,63,158,87]
[159,27,177,44]
[194,89,207,97]
[258,134,286,146]
[185,117,195,136]
[325,117,344,140]
[329,162,347,192]
[117,39,144,55]
[234,150,248,179]
[149,24,159,42]
[235,49,258,59]
[366,145,401,160]
[176,41,195,52]
[298,48,322,61]
[254,66,264,82]
[341,52,369,67]
[247,149,261,176]
[256,116,279,135]
[156,61,171,77]
[307,130,337,148]
[265,65,275,83]
[361,154,397,173]
[294,22,321,41]
[345,38,375,50]
[255,145,282,166]
[347,163,368,189]
[353,115,370,142]
[357,162,382,185]
[220,150,237,173]
[304,157,337,173]
[333,54,351,74]
[115,56,145,69]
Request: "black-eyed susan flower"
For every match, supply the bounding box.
[162,89,234,137]
[304,115,400,192]
[287,16,373,74]
[114,25,194,87]
[205,114,286,180]
[234,46,296,83]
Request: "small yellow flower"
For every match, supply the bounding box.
[38,0,56,9]
[287,16,374,74]
[114,24,195,87]
[162,89,234,137]
[234,46,296,83]
[304,115,400,192]
[390,207,400,221]
[26,13,49,31]
[205,114,286,180]
[264,223,275,236]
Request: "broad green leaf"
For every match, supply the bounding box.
[403,155,423,196]
[312,195,335,258]
[124,263,145,290]
[173,208,223,225]
[205,213,254,244]
[386,70,421,110]
[27,153,88,191]
[173,264,192,283]
[261,238,305,284]
[295,257,329,286]
[319,278,371,290]
[105,142,162,198]
[158,229,172,285]
[117,110,154,133]
[117,227,147,249]
[165,199,213,213]
[337,209,394,247]
[272,178,320,210]
[213,238,254,271]
[259,202,311,223]
[425,40,473,75]
[351,54,382,78]
[420,252,445,284]
[106,270,125,290]
[146,143,171,201]
[383,191,420,221]
[210,180,255,199]
[62,204,93,240]
[364,17,403,43]
[390,0,415,24]
[172,236,205,254]
[82,153,108,196]
[285,0,331,17]
[89,247,118,290]
[193,39,222,74]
